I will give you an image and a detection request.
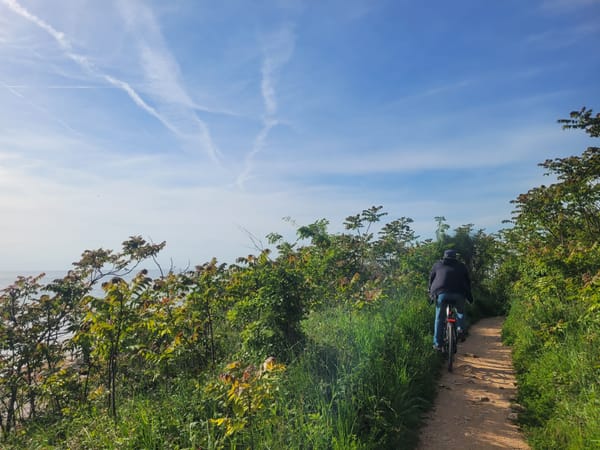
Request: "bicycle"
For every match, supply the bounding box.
[442,301,459,372]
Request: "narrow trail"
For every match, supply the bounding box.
[417,316,530,450]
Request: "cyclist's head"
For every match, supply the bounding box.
[443,249,457,259]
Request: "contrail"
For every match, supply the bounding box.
[236,26,295,189]
[236,118,277,189]
[261,57,278,117]
[1,1,163,124]
[1,0,220,162]
[103,74,180,136]
[5,85,116,89]
[235,54,280,189]
[2,0,70,48]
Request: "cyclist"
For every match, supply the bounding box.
[428,249,473,351]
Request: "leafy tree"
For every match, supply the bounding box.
[503,107,600,448]
[374,217,418,275]
[72,236,165,288]
[0,275,44,434]
[133,259,231,380]
[78,273,152,418]
[343,206,388,278]
[557,106,600,137]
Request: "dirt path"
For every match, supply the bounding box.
[417,316,530,450]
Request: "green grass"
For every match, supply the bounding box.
[503,294,600,450]
[5,291,441,450]
[293,292,438,449]
[7,379,209,449]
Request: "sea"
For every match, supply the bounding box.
[0,268,165,297]
[0,270,68,290]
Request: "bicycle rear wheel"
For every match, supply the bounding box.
[446,321,455,372]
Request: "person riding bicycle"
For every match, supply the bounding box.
[428,249,473,351]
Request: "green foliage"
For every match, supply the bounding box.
[0,274,46,434]
[1,206,505,448]
[72,236,166,287]
[0,273,83,434]
[130,260,231,383]
[204,357,286,447]
[502,107,600,449]
[428,214,507,318]
[557,106,600,137]
[78,273,152,418]
[281,294,438,450]
[227,250,309,361]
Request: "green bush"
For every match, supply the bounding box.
[502,111,600,449]
[1,209,503,448]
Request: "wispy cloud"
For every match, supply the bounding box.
[526,21,599,48]
[258,123,587,177]
[391,79,473,105]
[422,80,473,97]
[115,0,225,161]
[236,25,296,189]
[0,125,230,193]
[0,78,81,134]
[541,0,599,12]
[1,0,221,162]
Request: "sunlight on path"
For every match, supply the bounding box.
[416,316,530,450]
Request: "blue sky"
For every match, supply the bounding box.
[1,0,599,271]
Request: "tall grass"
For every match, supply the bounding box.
[281,290,438,449]
[503,293,600,449]
[5,290,439,449]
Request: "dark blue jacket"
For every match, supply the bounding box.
[428,258,473,302]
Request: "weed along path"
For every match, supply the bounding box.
[416,316,530,450]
